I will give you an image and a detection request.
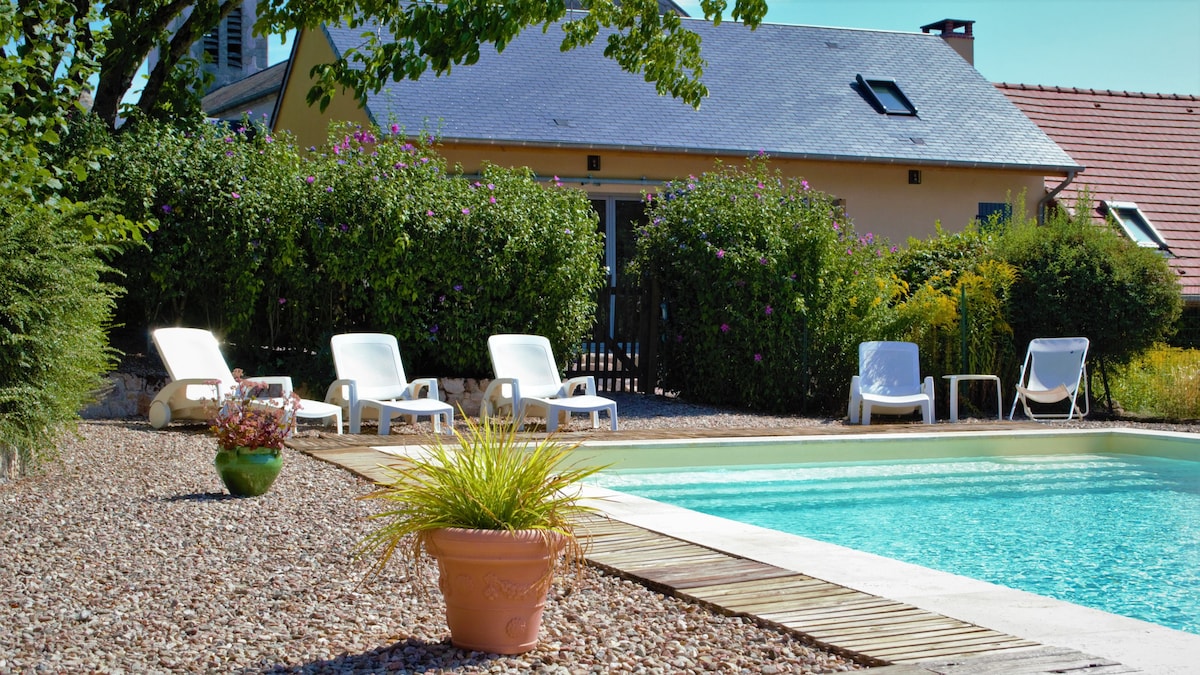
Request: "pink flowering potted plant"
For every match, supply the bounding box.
[209,375,301,497]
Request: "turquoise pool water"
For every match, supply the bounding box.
[590,452,1200,634]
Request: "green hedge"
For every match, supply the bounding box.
[88,119,604,382]
[1,202,121,477]
[632,159,896,413]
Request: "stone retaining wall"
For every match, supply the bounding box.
[80,374,491,422]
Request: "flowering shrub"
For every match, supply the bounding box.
[86,119,603,380]
[633,158,895,412]
[209,376,301,452]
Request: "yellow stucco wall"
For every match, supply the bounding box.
[273,28,371,146]
[274,30,1051,242]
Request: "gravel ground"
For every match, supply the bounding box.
[3,393,1196,674]
[0,397,868,675]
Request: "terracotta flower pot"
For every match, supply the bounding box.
[425,528,567,654]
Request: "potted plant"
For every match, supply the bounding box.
[209,377,301,497]
[358,414,605,654]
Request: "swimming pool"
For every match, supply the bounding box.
[581,430,1200,635]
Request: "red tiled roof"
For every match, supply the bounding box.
[997,83,1200,300]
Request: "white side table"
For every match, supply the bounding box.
[942,374,1003,423]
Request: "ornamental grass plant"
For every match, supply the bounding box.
[357,414,605,580]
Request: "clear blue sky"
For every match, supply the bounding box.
[674,0,1200,95]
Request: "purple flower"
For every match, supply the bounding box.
[720,323,731,333]
[429,324,439,334]
[305,175,315,184]
[326,186,333,193]
[486,183,495,190]
[390,123,400,134]
[716,249,726,259]
[801,180,810,190]
[759,257,768,265]
[489,196,497,204]
[461,208,470,215]
[278,297,287,305]
[160,204,173,214]
[453,284,463,291]
[230,192,240,199]
[427,210,435,216]
[754,353,763,362]
[764,305,773,315]
[339,224,349,232]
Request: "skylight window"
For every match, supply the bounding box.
[857,75,917,116]
[1105,201,1169,250]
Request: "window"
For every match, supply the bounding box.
[857,74,917,116]
[977,202,1011,224]
[1104,201,1169,250]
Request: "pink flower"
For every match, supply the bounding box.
[231,192,240,199]
[716,249,725,259]
[305,175,315,184]
[720,323,731,333]
[754,353,763,362]
[427,210,435,216]
[390,123,400,134]
[461,208,470,215]
[278,297,287,305]
[489,196,497,204]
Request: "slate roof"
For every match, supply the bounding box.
[202,61,286,119]
[998,83,1200,299]
[321,17,1078,172]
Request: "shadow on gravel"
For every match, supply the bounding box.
[161,492,238,502]
[261,637,508,674]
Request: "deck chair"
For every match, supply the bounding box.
[848,341,935,425]
[1009,337,1090,421]
[149,327,342,432]
[325,333,454,435]
[482,334,617,432]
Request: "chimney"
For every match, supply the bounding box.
[920,19,975,65]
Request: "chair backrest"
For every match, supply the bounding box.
[151,327,238,397]
[858,341,923,396]
[1023,337,1089,393]
[487,334,565,399]
[330,333,411,400]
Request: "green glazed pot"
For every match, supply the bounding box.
[214,447,283,497]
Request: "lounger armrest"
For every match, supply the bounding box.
[482,377,519,418]
[407,377,441,400]
[325,378,359,409]
[922,376,935,396]
[561,375,596,397]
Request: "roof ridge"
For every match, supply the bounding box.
[995,82,1200,102]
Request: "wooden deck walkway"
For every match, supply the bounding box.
[287,430,1139,674]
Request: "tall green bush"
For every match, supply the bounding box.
[997,193,1182,377]
[90,120,604,381]
[633,159,895,412]
[1,203,121,478]
[889,224,1017,389]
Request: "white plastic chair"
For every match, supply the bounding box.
[1009,337,1090,421]
[149,327,341,432]
[325,333,454,435]
[482,334,617,432]
[848,341,935,425]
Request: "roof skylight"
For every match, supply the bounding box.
[1105,201,1169,250]
[857,75,917,116]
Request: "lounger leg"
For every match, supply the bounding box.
[378,410,392,435]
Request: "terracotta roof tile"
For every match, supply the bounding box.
[998,83,1200,300]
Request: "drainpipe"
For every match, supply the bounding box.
[1038,169,1077,224]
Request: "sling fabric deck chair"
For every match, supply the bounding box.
[326,333,454,435]
[482,334,617,432]
[149,327,342,432]
[848,341,935,425]
[1009,337,1090,421]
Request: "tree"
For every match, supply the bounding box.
[5,1,767,132]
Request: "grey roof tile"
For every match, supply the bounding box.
[323,17,1079,171]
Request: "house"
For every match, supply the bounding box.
[998,83,1200,306]
[202,61,287,123]
[270,15,1079,285]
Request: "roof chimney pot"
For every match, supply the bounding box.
[920,18,975,66]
